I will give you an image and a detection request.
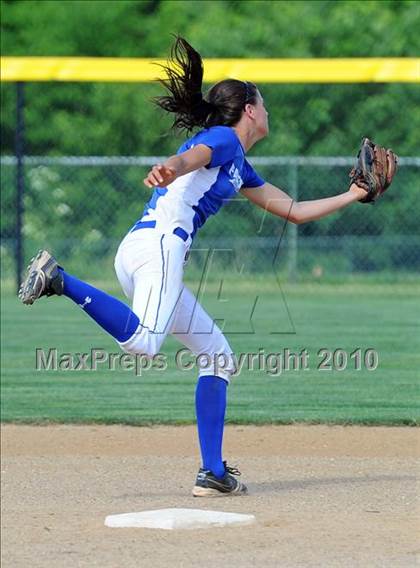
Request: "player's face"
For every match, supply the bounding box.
[253,91,269,138]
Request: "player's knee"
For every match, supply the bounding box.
[196,335,237,382]
[118,329,164,358]
[120,343,158,358]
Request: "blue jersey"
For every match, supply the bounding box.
[133,126,265,245]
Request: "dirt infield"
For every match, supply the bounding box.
[1,425,419,568]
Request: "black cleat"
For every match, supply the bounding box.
[18,250,64,305]
[192,462,248,497]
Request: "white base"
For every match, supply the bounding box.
[105,508,255,530]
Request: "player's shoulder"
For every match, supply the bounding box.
[178,125,240,156]
[201,125,235,136]
[190,125,239,145]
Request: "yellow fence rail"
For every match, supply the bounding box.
[1,57,419,83]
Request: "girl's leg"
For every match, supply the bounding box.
[62,237,184,350]
[170,286,237,478]
[116,233,187,355]
[61,271,140,342]
[19,249,140,342]
[20,233,187,358]
[194,374,227,478]
[64,232,187,356]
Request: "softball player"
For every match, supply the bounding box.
[19,37,369,497]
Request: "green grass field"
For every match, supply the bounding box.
[2,278,419,425]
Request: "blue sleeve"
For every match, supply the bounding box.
[192,126,240,168]
[242,159,265,188]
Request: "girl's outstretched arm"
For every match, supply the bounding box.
[240,181,368,225]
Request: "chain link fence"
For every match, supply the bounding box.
[1,155,419,287]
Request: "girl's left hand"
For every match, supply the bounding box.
[143,164,177,188]
[349,182,369,201]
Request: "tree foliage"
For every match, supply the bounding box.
[1,0,419,156]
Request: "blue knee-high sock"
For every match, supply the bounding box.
[61,270,139,342]
[195,375,227,478]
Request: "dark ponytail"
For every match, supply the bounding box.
[154,36,258,133]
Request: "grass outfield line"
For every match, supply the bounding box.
[1,280,420,425]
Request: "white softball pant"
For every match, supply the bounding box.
[114,229,236,382]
